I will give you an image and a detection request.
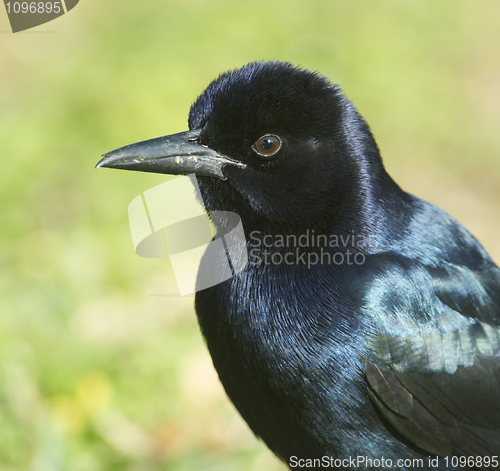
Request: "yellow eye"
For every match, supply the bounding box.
[253,134,282,157]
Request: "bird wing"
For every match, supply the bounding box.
[356,253,500,460]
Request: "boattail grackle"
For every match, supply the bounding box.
[97,61,500,470]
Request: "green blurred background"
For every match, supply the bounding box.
[1,1,499,470]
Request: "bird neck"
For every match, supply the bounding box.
[228,171,407,257]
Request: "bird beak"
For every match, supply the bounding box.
[96,129,245,180]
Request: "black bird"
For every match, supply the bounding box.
[97,61,500,470]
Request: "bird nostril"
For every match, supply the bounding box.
[188,137,208,148]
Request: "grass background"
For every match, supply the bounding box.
[1,1,500,470]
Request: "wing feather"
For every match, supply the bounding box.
[356,253,500,461]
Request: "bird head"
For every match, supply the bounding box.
[97,61,394,234]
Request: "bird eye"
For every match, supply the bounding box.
[253,134,282,157]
